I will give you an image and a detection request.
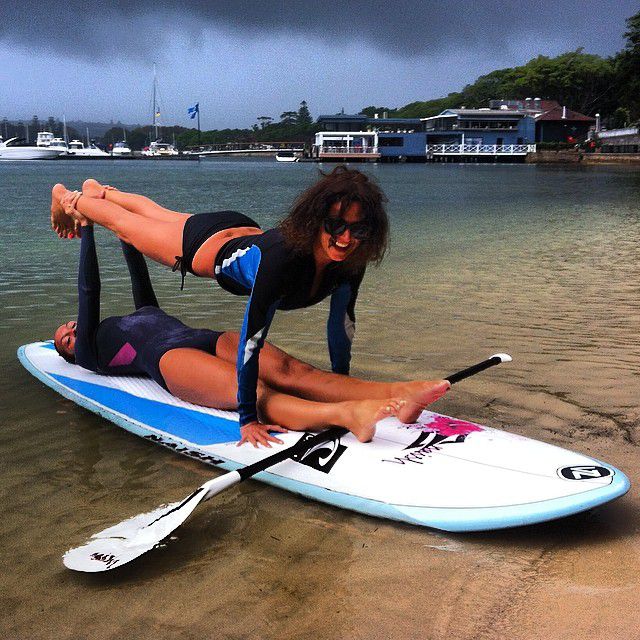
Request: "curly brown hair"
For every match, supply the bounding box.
[279,166,389,269]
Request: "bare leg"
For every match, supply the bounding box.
[215,332,450,420]
[158,348,400,442]
[83,179,190,223]
[59,187,186,268]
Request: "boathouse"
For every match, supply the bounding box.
[422,108,536,161]
[313,113,426,162]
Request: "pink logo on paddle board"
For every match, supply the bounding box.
[412,415,483,436]
[108,342,137,367]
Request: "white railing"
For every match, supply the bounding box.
[597,127,639,139]
[320,146,379,155]
[427,144,536,155]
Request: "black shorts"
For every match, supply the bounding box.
[173,211,261,288]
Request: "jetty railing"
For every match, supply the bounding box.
[320,146,379,154]
[427,144,536,156]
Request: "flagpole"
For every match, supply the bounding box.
[197,104,201,146]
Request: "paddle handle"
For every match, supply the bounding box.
[237,426,349,481]
[445,353,511,385]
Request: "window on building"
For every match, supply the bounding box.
[378,137,404,147]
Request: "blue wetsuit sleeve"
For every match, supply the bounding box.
[327,268,365,375]
[74,226,100,370]
[235,249,283,426]
[120,241,160,309]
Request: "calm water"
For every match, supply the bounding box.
[1,158,639,638]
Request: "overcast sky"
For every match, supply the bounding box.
[0,1,637,129]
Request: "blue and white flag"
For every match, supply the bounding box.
[187,103,199,119]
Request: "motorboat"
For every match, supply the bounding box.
[111,141,132,156]
[67,139,110,157]
[36,131,69,154]
[0,136,63,160]
[141,140,179,157]
[275,150,299,162]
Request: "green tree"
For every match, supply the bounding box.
[297,100,312,125]
[615,9,640,120]
[279,111,298,125]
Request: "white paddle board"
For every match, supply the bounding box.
[18,341,630,532]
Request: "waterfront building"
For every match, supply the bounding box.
[314,113,425,162]
[489,99,595,143]
[422,108,536,161]
[594,127,640,153]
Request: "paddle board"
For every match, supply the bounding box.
[18,341,630,532]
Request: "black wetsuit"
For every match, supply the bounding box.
[74,226,221,389]
[213,226,365,427]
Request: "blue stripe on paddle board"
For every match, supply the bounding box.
[49,373,240,445]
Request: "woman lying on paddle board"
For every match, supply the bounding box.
[50,168,448,445]
[52,210,450,445]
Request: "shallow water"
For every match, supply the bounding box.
[1,159,639,639]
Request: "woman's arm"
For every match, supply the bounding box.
[120,241,160,309]
[327,268,365,375]
[74,225,101,370]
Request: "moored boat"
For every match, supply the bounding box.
[68,139,110,157]
[275,150,299,162]
[142,140,179,157]
[111,140,132,156]
[0,136,63,160]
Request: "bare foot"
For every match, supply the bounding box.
[50,183,76,239]
[397,380,451,423]
[82,178,118,199]
[345,398,404,442]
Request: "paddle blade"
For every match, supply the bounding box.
[63,489,209,572]
[63,470,243,572]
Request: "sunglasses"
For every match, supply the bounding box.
[323,217,371,240]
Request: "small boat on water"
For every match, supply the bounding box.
[68,139,110,157]
[111,141,132,157]
[275,150,299,162]
[0,136,63,160]
[142,140,179,157]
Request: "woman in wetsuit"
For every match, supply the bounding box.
[51,169,449,445]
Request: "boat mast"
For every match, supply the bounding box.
[152,63,158,142]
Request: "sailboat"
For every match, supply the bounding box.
[141,64,178,157]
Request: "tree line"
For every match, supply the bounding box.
[364,9,640,129]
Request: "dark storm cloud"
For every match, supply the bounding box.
[0,0,636,61]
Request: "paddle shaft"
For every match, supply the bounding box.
[238,354,509,482]
[445,355,507,385]
[236,425,348,481]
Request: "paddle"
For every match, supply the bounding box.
[63,352,511,572]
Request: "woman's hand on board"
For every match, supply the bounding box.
[238,421,288,448]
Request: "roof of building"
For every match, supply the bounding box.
[447,109,524,117]
[317,113,422,124]
[534,105,595,122]
[317,114,368,121]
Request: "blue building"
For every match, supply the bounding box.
[313,109,536,162]
[314,113,426,162]
[423,108,536,161]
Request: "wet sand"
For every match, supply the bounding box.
[2,371,638,640]
[2,161,639,639]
